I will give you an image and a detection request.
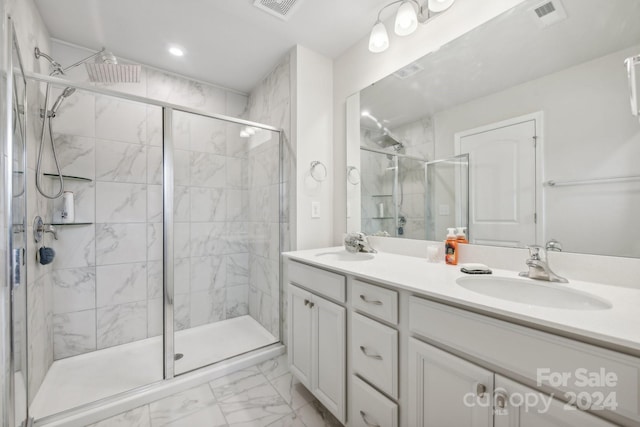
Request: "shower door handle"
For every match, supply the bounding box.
[11,248,22,288]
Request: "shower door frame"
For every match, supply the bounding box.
[16,71,284,421]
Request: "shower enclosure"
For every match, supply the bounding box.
[2,25,284,427]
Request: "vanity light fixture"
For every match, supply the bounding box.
[368,0,456,53]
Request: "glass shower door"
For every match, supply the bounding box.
[169,110,280,375]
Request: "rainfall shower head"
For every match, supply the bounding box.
[85,50,141,83]
[50,87,76,116]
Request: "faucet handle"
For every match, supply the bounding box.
[526,245,545,260]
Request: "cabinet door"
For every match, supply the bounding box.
[313,294,346,423]
[494,375,616,427]
[288,284,313,388]
[408,338,493,427]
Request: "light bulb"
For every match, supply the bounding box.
[395,1,418,36]
[169,46,184,57]
[427,0,455,13]
[368,21,389,53]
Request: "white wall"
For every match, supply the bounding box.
[292,46,334,250]
[332,0,527,243]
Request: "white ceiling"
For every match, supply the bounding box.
[34,0,391,93]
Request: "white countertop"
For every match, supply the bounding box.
[283,247,640,355]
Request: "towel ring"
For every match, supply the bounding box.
[347,166,360,185]
[310,161,327,182]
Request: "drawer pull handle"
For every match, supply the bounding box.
[360,346,383,360]
[360,295,383,305]
[360,410,380,427]
[309,302,315,308]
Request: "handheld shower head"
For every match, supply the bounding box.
[50,87,76,116]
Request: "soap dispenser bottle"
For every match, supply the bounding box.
[456,227,468,244]
[445,228,458,265]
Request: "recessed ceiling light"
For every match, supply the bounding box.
[169,46,184,57]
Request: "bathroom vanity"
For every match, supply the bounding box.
[283,248,640,427]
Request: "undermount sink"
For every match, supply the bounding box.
[456,276,612,310]
[315,251,375,261]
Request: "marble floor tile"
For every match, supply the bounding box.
[269,373,315,411]
[160,404,227,427]
[217,381,291,427]
[209,367,267,402]
[257,353,289,381]
[148,384,216,426]
[88,405,151,427]
[293,400,342,427]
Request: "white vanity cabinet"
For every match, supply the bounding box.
[286,262,346,423]
[408,337,494,427]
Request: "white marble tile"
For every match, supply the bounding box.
[162,404,227,427]
[225,223,249,255]
[190,255,225,292]
[95,140,147,183]
[226,92,248,118]
[97,301,147,349]
[174,149,190,186]
[147,146,163,185]
[190,152,226,188]
[190,289,225,327]
[174,185,190,223]
[266,412,305,427]
[174,223,191,259]
[148,384,216,426]
[270,373,314,411]
[50,89,95,138]
[52,267,96,314]
[146,106,163,146]
[257,354,289,381]
[147,223,163,262]
[95,95,147,144]
[147,297,163,338]
[96,223,147,265]
[226,123,249,159]
[89,405,151,427]
[190,187,225,222]
[293,400,342,427]
[226,285,249,318]
[217,380,290,426]
[209,367,266,402]
[189,113,226,154]
[174,257,190,295]
[48,134,95,179]
[96,182,147,223]
[96,262,147,307]
[174,293,190,331]
[54,224,96,268]
[147,185,162,223]
[226,254,249,287]
[226,157,246,189]
[53,310,96,359]
[226,189,248,222]
[172,111,191,150]
[249,255,278,296]
[147,261,163,299]
[190,222,226,257]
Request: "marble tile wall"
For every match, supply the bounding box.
[245,51,292,341]
[7,0,57,404]
[47,42,254,360]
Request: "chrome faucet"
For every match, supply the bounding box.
[344,232,377,254]
[519,245,567,283]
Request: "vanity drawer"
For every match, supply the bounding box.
[409,296,640,424]
[351,312,398,398]
[350,375,398,427]
[351,279,398,324]
[287,260,346,303]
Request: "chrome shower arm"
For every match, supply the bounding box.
[62,47,106,73]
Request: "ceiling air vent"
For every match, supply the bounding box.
[253,0,304,21]
[393,62,424,80]
[530,0,567,28]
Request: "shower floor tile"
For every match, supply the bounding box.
[87,353,342,427]
[30,315,277,420]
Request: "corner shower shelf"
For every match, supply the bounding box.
[43,173,92,182]
[50,222,93,226]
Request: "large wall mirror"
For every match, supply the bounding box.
[346,0,640,258]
